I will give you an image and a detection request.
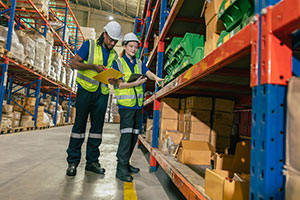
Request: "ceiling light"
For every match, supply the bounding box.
[109,16,114,20]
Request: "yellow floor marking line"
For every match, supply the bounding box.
[124,178,138,200]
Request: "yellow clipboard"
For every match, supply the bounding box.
[93,68,125,84]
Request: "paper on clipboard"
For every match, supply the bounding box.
[93,68,124,84]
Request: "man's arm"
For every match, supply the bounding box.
[70,54,106,73]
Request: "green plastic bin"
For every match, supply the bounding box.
[165,37,183,60]
[217,24,242,47]
[218,0,254,32]
[173,33,204,61]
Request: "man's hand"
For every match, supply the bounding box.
[93,65,107,73]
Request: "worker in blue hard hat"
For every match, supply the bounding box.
[112,32,164,182]
[65,21,122,176]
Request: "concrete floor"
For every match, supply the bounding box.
[0,123,185,200]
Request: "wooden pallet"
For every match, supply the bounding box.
[0,128,8,134]
[36,125,50,130]
[11,127,24,133]
[23,126,35,131]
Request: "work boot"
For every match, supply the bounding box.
[129,165,140,173]
[85,162,105,174]
[116,163,133,182]
[66,163,77,176]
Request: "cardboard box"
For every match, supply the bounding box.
[113,114,120,123]
[160,119,178,132]
[186,96,212,110]
[189,133,210,142]
[24,97,36,106]
[178,120,184,132]
[180,98,186,110]
[3,113,13,119]
[177,141,215,165]
[161,106,178,120]
[204,0,223,25]
[179,110,184,121]
[147,119,153,130]
[204,33,220,57]
[13,111,21,120]
[2,104,13,113]
[215,98,235,112]
[164,130,183,145]
[146,129,152,143]
[12,120,20,128]
[185,120,211,134]
[21,115,33,121]
[206,15,225,37]
[215,154,235,171]
[232,141,251,174]
[205,169,250,200]
[185,109,211,122]
[213,123,232,137]
[213,111,234,125]
[162,98,180,109]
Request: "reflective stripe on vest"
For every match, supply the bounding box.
[76,40,117,93]
[114,57,144,107]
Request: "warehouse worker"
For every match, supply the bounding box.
[112,33,164,182]
[65,21,122,176]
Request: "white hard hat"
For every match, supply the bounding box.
[123,32,140,43]
[104,21,122,41]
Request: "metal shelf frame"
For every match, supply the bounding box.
[135,0,300,199]
[0,0,83,127]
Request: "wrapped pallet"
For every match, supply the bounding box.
[16,30,35,66]
[29,32,46,73]
[44,43,52,76]
[50,21,70,44]
[80,26,96,40]
[33,0,49,16]
[66,67,73,88]
[72,69,77,91]
[49,66,57,80]
[0,25,25,63]
[60,66,66,85]
[51,51,62,81]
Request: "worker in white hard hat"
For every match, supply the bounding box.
[111,32,164,182]
[66,21,122,176]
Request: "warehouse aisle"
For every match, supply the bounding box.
[0,124,178,200]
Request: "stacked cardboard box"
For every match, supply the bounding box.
[212,98,235,153]
[1,102,13,129]
[70,107,76,123]
[204,0,225,57]
[205,140,251,200]
[145,119,153,143]
[159,98,181,152]
[21,115,34,128]
[12,111,21,128]
[183,96,216,147]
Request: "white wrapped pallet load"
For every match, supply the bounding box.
[80,26,96,40]
[44,43,52,76]
[60,66,66,84]
[50,21,70,44]
[29,32,46,73]
[16,0,49,17]
[72,69,77,91]
[51,51,62,81]
[66,67,73,87]
[16,30,35,66]
[49,66,56,81]
[0,25,25,63]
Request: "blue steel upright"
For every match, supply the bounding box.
[0,0,16,123]
[7,74,14,104]
[150,0,167,172]
[54,88,60,126]
[251,0,286,199]
[34,77,42,128]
